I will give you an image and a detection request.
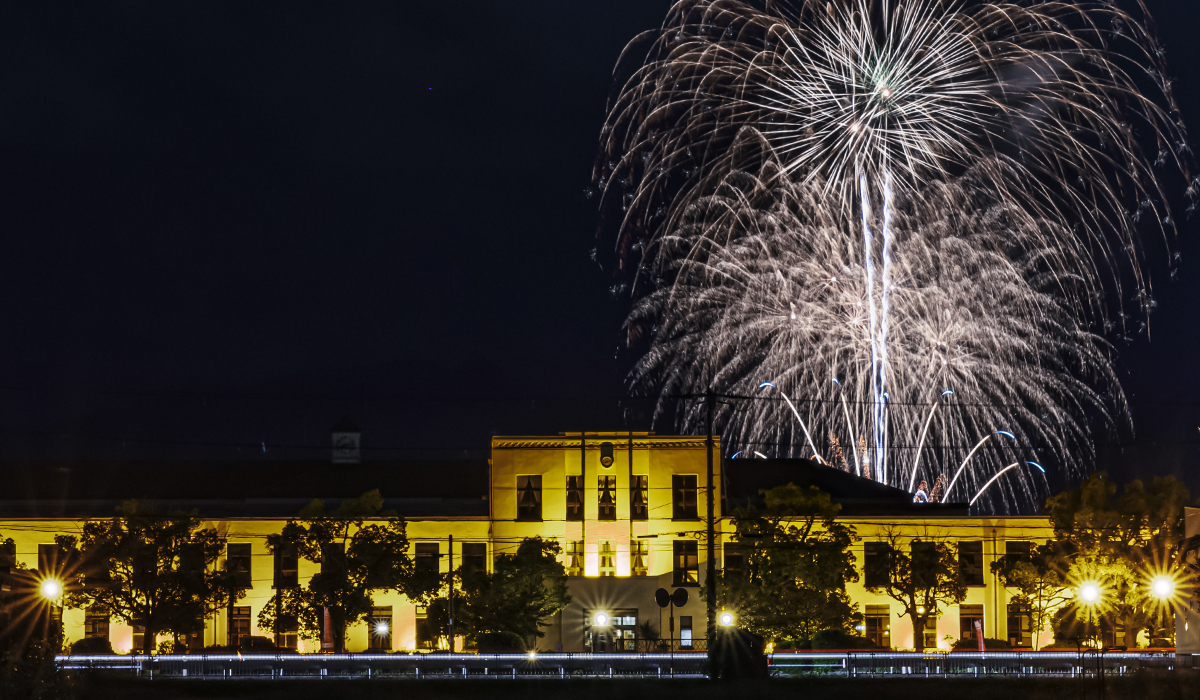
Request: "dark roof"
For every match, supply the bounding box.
[723,458,969,516]
[0,459,489,519]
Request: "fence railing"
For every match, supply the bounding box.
[55,650,1183,680]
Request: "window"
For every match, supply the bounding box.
[516,475,542,521]
[1005,541,1032,561]
[185,617,205,652]
[631,540,648,576]
[227,544,252,589]
[368,606,393,651]
[566,476,583,521]
[598,476,617,521]
[275,614,298,651]
[673,540,698,586]
[415,543,440,575]
[1007,603,1032,648]
[462,543,486,574]
[863,542,891,588]
[960,604,984,641]
[672,475,698,520]
[599,541,616,577]
[911,541,938,589]
[321,543,346,577]
[630,475,648,520]
[228,606,251,648]
[723,545,745,573]
[415,606,436,650]
[566,541,583,576]
[274,544,298,589]
[84,610,109,640]
[923,614,939,649]
[959,541,984,586]
[585,609,637,652]
[679,616,693,648]
[864,605,890,648]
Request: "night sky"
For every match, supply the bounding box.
[0,2,1198,502]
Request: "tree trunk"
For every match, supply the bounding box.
[144,622,156,655]
[912,613,925,651]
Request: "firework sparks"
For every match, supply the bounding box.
[596,0,1193,510]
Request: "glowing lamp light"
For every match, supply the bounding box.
[527,651,537,659]
[374,622,390,635]
[593,612,609,627]
[40,579,61,599]
[719,612,735,627]
[1152,576,1173,599]
[1079,583,1100,603]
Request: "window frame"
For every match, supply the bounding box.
[672,540,699,587]
[598,475,617,521]
[516,474,543,521]
[672,475,699,520]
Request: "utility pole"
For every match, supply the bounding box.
[448,533,455,653]
[705,390,716,651]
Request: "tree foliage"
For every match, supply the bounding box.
[991,544,1074,649]
[1003,472,1194,647]
[257,490,431,652]
[864,528,965,651]
[710,483,859,643]
[453,537,570,645]
[60,500,240,654]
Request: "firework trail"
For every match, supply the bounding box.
[595,0,1194,508]
[630,156,1124,511]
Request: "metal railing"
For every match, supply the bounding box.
[55,649,1182,680]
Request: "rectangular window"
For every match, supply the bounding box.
[1007,603,1032,648]
[679,616,693,648]
[274,544,298,589]
[598,476,618,521]
[84,610,109,640]
[415,606,435,650]
[865,605,890,648]
[462,543,486,574]
[631,540,648,576]
[630,475,648,520]
[863,542,891,588]
[321,542,345,576]
[566,476,583,521]
[960,604,984,640]
[275,614,298,651]
[673,540,699,586]
[368,606,393,651]
[517,475,542,521]
[672,475,698,520]
[911,541,938,589]
[959,541,985,586]
[228,606,251,648]
[1005,541,1032,561]
[415,543,439,575]
[566,540,583,576]
[723,545,745,573]
[922,614,939,649]
[598,541,616,577]
[227,544,252,589]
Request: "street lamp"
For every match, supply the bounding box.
[1151,576,1173,599]
[593,612,609,627]
[40,579,62,600]
[1079,582,1100,604]
[719,611,735,627]
[374,622,389,636]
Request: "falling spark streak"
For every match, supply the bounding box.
[970,462,1044,506]
[760,382,824,463]
[943,430,1013,501]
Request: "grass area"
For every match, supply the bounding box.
[68,672,1200,700]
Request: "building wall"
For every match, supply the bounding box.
[1179,507,1199,655]
[4,435,1069,653]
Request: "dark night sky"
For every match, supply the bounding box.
[0,1,1198,500]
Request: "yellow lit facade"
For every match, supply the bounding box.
[5,432,1068,652]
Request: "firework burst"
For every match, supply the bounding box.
[596,0,1193,509]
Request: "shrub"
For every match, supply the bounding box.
[811,629,879,649]
[951,637,1011,651]
[70,636,113,655]
[475,631,526,653]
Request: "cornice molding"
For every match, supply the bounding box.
[491,436,713,451]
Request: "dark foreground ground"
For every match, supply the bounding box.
[66,673,1200,700]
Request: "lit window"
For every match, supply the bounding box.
[673,540,698,586]
[566,476,583,521]
[630,475,648,520]
[631,540,648,577]
[599,541,616,577]
[598,476,617,521]
[566,541,583,576]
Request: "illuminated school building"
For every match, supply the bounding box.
[2,428,1068,653]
